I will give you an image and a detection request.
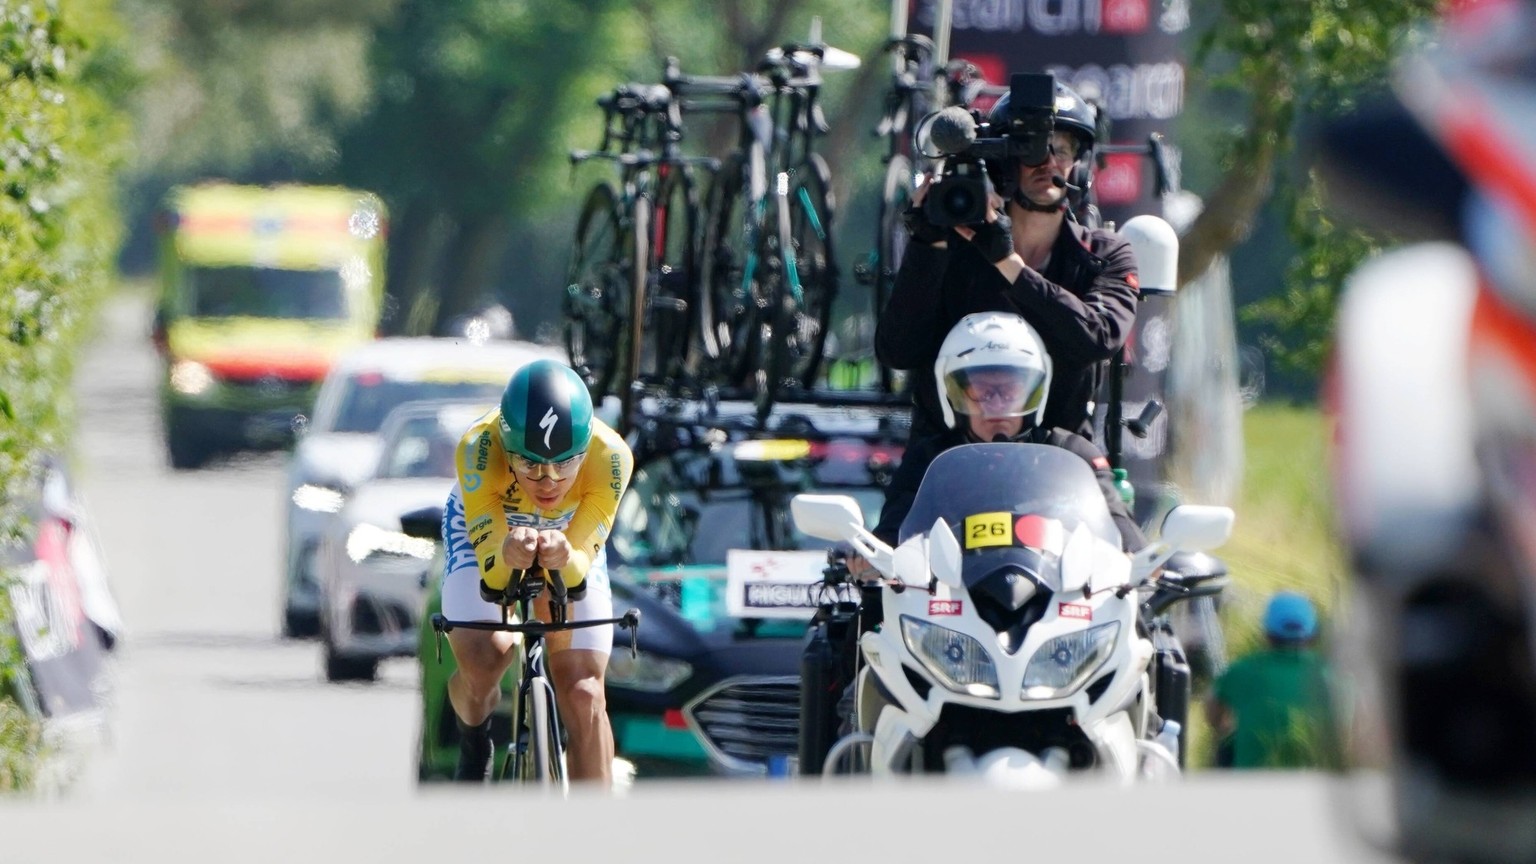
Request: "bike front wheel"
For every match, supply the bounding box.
[526,674,568,792]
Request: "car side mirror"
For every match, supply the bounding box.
[790,494,865,543]
[398,506,444,541]
[1158,505,1235,553]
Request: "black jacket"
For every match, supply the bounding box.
[871,425,1147,553]
[875,218,1140,442]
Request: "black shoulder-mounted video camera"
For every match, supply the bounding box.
[916,72,1057,227]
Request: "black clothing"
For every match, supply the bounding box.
[875,218,1139,442]
[871,425,1147,553]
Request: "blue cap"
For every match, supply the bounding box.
[1263,591,1319,642]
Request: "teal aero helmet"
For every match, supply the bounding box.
[498,360,593,463]
[1262,592,1319,642]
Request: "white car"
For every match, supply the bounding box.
[281,336,561,637]
[315,399,492,682]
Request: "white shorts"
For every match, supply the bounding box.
[440,487,614,655]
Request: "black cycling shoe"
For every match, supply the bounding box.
[453,717,494,783]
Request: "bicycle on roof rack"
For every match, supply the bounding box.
[565,76,721,430]
[853,1,1005,395]
[430,566,641,791]
[694,20,857,426]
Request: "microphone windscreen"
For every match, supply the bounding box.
[927,107,977,155]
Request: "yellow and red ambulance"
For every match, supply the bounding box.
[152,183,388,469]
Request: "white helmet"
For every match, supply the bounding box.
[934,312,1052,431]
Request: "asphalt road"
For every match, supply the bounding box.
[6,290,1402,864]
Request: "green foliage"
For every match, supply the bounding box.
[1184,0,1437,383]
[0,0,130,789]
[1242,173,1385,386]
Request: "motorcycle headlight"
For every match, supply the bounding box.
[292,483,347,513]
[900,615,1000,699]
[605,652,692,693]
[345,522,436,564]
[169,360,215,396]
[1022,621,1120,700]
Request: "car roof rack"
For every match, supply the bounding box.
[626,382,912,454]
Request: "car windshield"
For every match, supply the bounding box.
[184,265,347,320]
[375,414,463,480]
[899,443,1120,592]
[609,447,888,570]
[332,378,502,434]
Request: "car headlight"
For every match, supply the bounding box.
[292,484,347,513]
[1022,621,1120,700]
[345,522,436,564]
[169,360,215,396]
[900,615,1000,699]
[605,652,692,693]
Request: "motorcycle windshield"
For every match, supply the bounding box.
[897,443,1120,593]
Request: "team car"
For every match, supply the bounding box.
[315,400,493,682]
[282,336,560,637]
[412,396,907,780]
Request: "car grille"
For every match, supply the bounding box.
[682,675,800,774]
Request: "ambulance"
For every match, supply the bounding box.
[151,183,388,469]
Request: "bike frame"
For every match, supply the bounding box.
[430,568,641,791]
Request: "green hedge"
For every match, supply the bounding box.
[0,0,130,791]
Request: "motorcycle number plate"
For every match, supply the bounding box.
[964,512,1013,549]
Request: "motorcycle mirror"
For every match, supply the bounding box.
[790,493,867,542]
[1158,504,1236,552]
[928,518,963,589]
[1058,524,1095,594]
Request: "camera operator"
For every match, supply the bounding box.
[875,77,1140,443]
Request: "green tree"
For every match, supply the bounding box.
[1180,0,1437,381]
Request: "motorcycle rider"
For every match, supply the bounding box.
[850,312,1145,584]
[875,78,1140,443]
[440,359,634,785]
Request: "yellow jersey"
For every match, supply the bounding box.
[454,410,632,592]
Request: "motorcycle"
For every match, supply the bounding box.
[791,442,1233,785]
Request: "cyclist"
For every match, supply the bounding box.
[852,312,1144,583]
[876,78,1139,443]
[440,358,634,785]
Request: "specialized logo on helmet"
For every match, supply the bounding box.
[539,406,558,450]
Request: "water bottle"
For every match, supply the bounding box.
[1112,468,1135,508]
[1154,719,1182,757]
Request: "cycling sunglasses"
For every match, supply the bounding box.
[510,451,586,481]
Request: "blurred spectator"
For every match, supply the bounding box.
[1205,591,1340,769]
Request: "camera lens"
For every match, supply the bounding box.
[940,185,977,219]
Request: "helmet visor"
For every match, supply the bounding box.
[945,365,1047,420]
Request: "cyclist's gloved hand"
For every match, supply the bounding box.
[966,210,1015,263]
[902,203,949,246]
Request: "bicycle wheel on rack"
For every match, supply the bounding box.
[564,183,628,398]
[874,154,914,392]
[698,146,766,387]
[637,164,699,386]
[772,155,838,390]
[617,194,650,430]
